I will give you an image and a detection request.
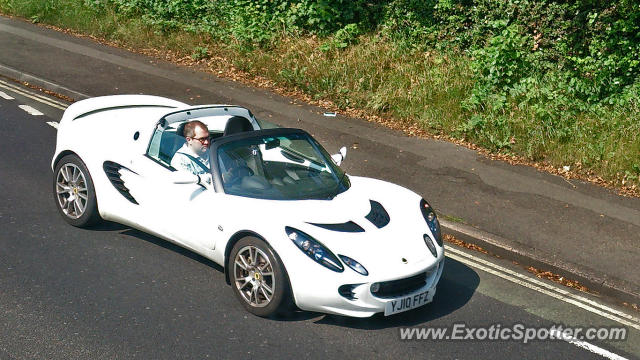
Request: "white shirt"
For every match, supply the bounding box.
[171,144,210,176]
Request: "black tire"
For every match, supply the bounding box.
[53,154,101,227]
[229,236,292,317]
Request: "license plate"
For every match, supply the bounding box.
[384,289,432,316]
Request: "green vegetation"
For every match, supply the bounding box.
[441,214,465,224]
[1,0,638,188]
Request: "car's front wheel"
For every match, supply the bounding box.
[229,236,292,317]
[53,154,101,227]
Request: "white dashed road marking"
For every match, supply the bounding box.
[0,90,15,100]
[18,104,44,116]
[0,78,68,129]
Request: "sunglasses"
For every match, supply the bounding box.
[189,136,210,145]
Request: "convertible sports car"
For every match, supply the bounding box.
[52,95,444,318]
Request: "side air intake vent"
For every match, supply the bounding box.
[365,200,390,228]
[308,221,365,233]
[103,161,139,205]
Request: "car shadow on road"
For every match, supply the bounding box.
[114,225,225,273]
[87,221,129,232]
[112,225,327,321]
[313,256,479,329]
[93,222,479,324]
[91,222,328,320]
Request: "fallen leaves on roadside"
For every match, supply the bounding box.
[0,76,75,103]
[623,302,640,313]
[443,234,488,254]
[526,266,591,293]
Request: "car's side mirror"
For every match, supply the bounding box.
[331,146,347,166]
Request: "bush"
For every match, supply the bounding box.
[105,0,640,110]
[2,0,638,187]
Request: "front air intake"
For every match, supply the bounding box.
[371,272,427,298]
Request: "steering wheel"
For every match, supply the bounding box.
[224,165,254,187]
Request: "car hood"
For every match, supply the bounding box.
[227,176,439,278]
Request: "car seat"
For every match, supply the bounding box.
[158,130,186,164]
[223,116,253,136]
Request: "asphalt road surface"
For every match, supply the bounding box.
[1,78,639,359]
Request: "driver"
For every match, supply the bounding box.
[171,120,212,186]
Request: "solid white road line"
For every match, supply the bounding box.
[0,79,68,110]
[18,105,44,116]
[445,245,640,325]
[551,330,630,360]
[0,78,69,107]
[46,121,59,129]
[446,251,634,360]
[445,250,640,331]
[0,90,15,100]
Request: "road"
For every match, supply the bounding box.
[0,76,639,359]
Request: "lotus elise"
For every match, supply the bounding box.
[51,95,444,317]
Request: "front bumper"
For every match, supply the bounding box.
[292,257,444,317]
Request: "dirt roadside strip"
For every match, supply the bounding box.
[3,62,638,311]
[0,63,88,101]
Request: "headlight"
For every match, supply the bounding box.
[339,255,368,276]
[286,227,344,272]
[420,199,442,247]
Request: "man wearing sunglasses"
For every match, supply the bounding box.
[171,120,212,186]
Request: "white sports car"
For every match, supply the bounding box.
[52,95,444,318]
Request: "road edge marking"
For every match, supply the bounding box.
[446,245,640,324]
[0,79,68,110]
[551,330,630,360]
[445,251,640,331]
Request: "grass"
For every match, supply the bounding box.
[441,214,465,224]
[1,0,638,191]
[237,36,472,131]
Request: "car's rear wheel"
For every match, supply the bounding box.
[53,154,101,227]
[229,236,291,317]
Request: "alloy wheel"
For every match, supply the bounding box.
[55,163,88,219]
[233,245,275,307]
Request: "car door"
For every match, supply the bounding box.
[122,125,221,255]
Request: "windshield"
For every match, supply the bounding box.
[215,132,349,200]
